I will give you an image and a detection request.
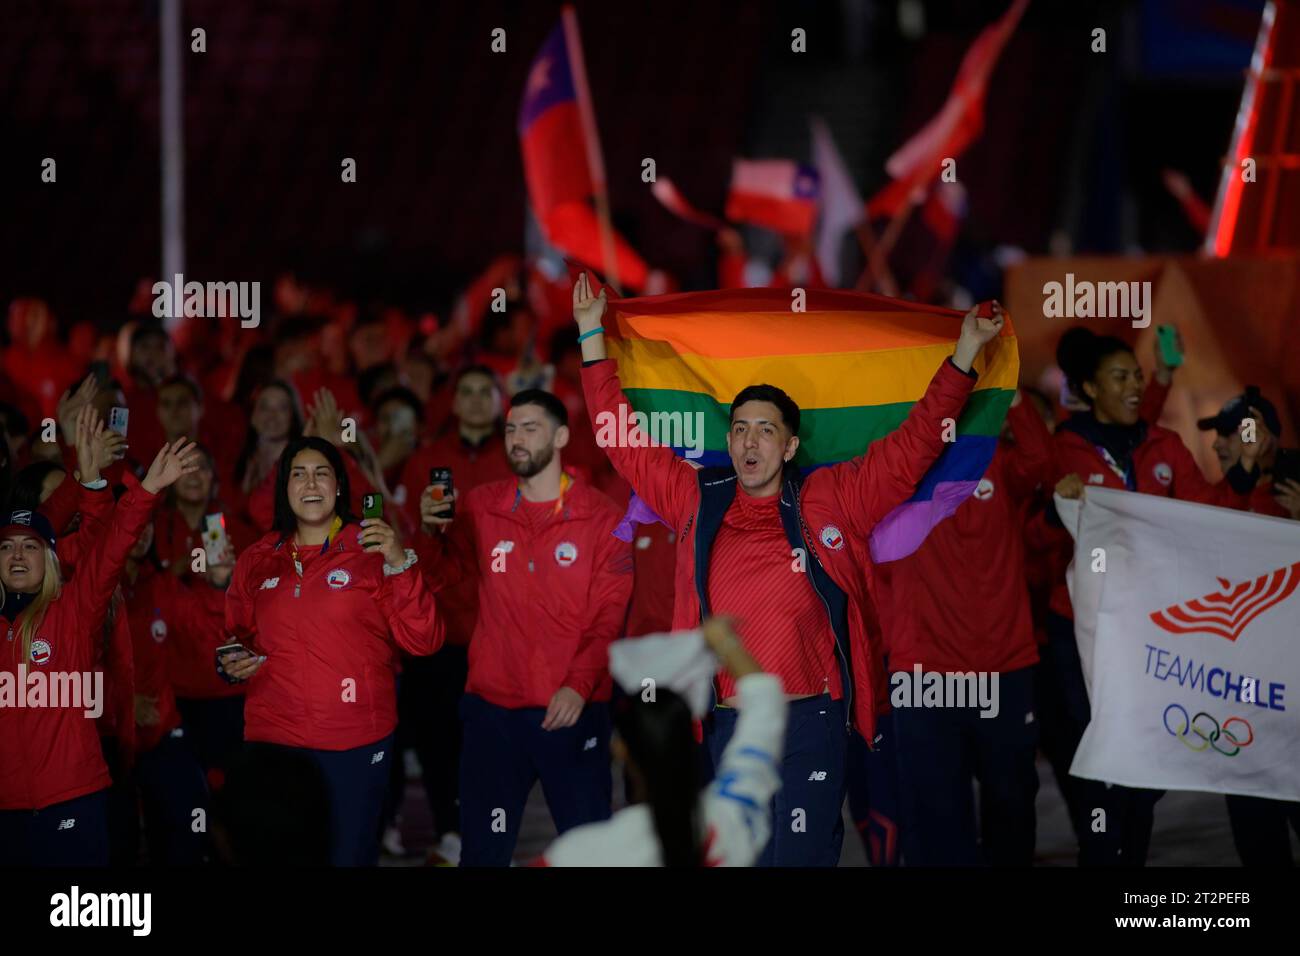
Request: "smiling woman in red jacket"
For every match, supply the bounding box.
[0,408,199,866]
[1040,327,1262,868]
[219,435,443,866]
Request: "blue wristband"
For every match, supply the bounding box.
[577,326,605,343]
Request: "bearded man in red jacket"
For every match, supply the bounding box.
[417,388,633,867]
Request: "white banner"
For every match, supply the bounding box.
[1059,487,1300,800]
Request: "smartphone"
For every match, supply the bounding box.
[362,493,384,520]
[216,643,253,661]
[108,406,129,436]
[1156,325,1184,369]
[429,467,454,519]
[1273,448,1300,487]
[89,360,111,388]
[203,513,229,565]
[388,405,417,443]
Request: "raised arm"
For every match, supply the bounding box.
[1000,390,1056,502]
[573,273,697,525]
[699,618,787,867]
[823,303,1004,538]
[63,420,201,630]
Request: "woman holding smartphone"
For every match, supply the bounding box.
[220,435,444,866]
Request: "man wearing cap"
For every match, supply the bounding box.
[1197,387,1289,518]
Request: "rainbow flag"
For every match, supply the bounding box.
[603,287,1019,562]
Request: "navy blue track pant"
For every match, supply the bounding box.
[706,694,847,867]
[458,693,611,867]
[0,789,109,866]
[845,715,902,867]
[136,729,211,865]
[891,665,1039,866]
[255,733,394,866]
[1041,612,1163,866]
[176,695,245,787]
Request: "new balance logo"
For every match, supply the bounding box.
[57,818,75,830]
[1150,561,1300,642]
[259,577,280,590]
[583,736,598,751]
[371,750,385,765]
[807,771,827,781]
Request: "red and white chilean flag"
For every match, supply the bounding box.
[724,159,821,238]
[1058,486,1300,801]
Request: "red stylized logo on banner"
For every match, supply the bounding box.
[1150,561,1300,642]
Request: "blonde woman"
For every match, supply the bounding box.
[0,406,199,865]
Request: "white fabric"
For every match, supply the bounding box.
[1059,487,1300,800]
[608,629,717,719]
[810,116,864,287]
[542,673,786,866]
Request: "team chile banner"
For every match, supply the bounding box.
[601,287,1019,562]
[1060,487,1300,800]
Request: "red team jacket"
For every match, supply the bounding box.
[418,475,634,709]
[124,563,184,753]
[581,357,977,738]
[875,397,1054,674]
[164,573,243,702]
[1,484,158,810]
[224,524,444,750]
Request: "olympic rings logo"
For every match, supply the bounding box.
[1163,703,1255,757]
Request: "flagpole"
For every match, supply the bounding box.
[854,221,900,295]
[562,4,620,292]
[160,0,186,331]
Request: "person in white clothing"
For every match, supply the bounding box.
[538,618,786,867]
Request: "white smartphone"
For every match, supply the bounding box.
[108,406,129,436]
[204,513,230,565]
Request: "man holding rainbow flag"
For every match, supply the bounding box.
[571,272,1017,866]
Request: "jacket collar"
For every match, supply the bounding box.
[484,470,592,521]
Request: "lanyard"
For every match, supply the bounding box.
[1094,444,1136,491]
[290,516,343,580]
[512,472,572,518]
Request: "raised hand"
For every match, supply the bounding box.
[72,405,106,483]
[1238,407,1270,473]
[952,301,1007,373]
[1153,325,1183,385]
[359,516,405,567]
[307,388,345,447]
[142,438,202,494]
[58,374,99,443]
[420,486,456,534]
[572,272,608,332]
[90,424,127,476]
[1273,478,1300,521]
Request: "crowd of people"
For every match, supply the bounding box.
[2,257,1298,868]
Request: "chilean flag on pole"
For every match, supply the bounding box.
[867,0,1029,218]
[519,13,649,290]
[724,159,821,238]
[518,22,592,219]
